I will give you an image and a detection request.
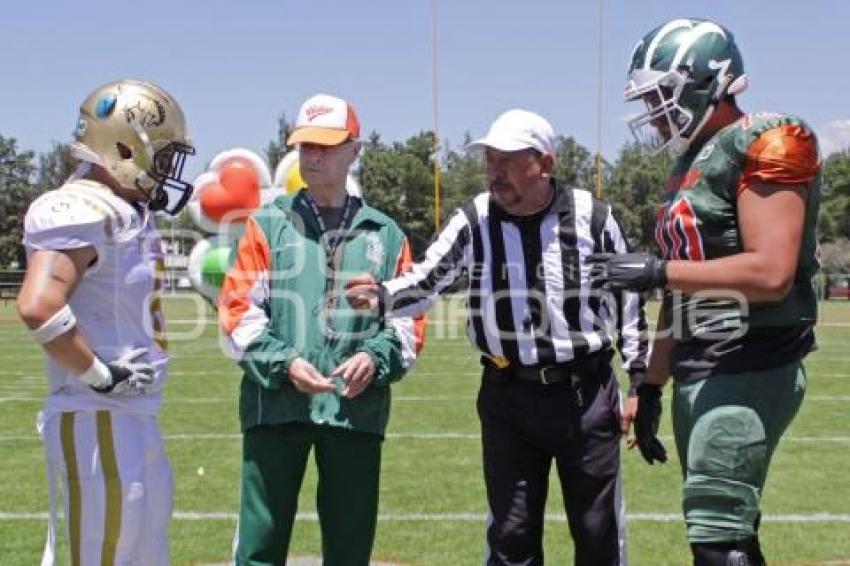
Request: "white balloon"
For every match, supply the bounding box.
[189,171,219,193]
[260,186,279,206]
[186,237,211,297]
[346,174,362,198]
[187,171,224,234]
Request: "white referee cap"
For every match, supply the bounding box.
[469,109,556,156]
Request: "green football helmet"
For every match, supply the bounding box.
[625,18,748,155]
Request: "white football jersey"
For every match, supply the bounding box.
[24,179,168,414]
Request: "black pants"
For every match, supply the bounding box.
[477,366,625,566]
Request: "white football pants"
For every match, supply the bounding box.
[40,410,172,566]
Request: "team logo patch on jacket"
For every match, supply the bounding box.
[365,233,385,267]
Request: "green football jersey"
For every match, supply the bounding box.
[658,112,821,377]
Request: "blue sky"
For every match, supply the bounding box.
[3,0,849,181]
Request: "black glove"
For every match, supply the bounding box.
[634,383,667,465]
[586,252,668,292]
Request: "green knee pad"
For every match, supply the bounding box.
[683,406,767,542]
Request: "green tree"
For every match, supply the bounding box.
[553,136,602,192]
[820,238,850,278]
[819,150,850,242]
[35,142,77,194]
[363,130,382,152]
[0,134,36,267]
[358,132,436,255]
[154,207,202,235]
[265,113,295,173]
[439,133,485,222]
[606,142,673,251]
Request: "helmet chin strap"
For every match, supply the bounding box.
[727,74,749,96]
[73,139,158,208]
[68,146,151,242]
[672,71,737,155]
[69,142,106,168]
[70,161,93,181]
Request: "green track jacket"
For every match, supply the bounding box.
[219,191,424,436]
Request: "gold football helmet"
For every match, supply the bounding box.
[70,79,195,215]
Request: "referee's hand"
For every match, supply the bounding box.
[621,393,638,440]
[345,274,380,310]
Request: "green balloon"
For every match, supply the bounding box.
[200,246,231,289]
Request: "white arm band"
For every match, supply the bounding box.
[29,305,77,345]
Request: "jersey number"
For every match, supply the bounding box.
[655,198,705,261]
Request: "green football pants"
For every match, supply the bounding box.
[671,360,806,543]
[235,423,383,566]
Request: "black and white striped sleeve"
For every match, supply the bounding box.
[382,207,474,319]
[601,206,651,380]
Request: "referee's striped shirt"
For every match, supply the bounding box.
[382,181,650,376]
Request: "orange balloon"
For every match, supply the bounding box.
[200,160,261,223]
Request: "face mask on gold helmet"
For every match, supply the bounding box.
[70,79,195,215]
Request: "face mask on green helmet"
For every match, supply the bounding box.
[625,18,749,155]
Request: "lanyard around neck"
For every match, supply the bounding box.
[302,191,355,259]
[302,191,359,339]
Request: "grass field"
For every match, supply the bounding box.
[1,296,850,565]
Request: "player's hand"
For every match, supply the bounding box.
[621,392,639,442]
[622,372,644,445]
[288,357,336,394]
[345,274,380,310]
[91,348,156,396]
[331,352,376,399]
[634,383,668,465]
[586,253,668,292]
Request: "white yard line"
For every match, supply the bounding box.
[4,369,849,379]
[2,432,850,443]
[0,511,848,523]
[118,318,467,327]
[394,396,475,401]
[0,396,407,404]
[7,394,850,404]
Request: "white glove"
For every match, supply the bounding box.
[87,348,156,396]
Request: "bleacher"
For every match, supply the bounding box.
[0,271,25,303]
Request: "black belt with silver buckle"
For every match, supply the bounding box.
[481,353,612,408]
[482,357,572,385]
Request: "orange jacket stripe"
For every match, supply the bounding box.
[218,217,272,356]
[391,238,426,364]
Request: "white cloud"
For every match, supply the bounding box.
[818,119,850,157]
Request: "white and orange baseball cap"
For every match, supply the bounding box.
[287,93,361,146]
